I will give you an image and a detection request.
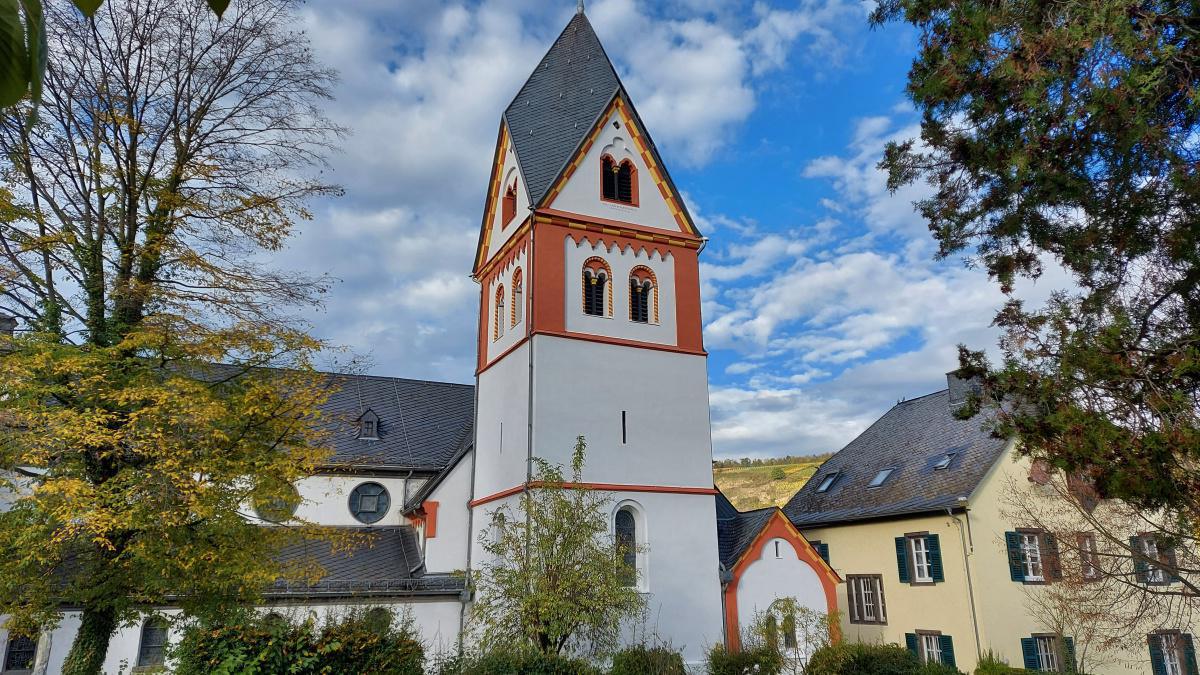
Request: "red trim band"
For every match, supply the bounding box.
[470,482,718,508]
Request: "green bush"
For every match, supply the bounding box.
[807,642,964,675]
[705,643,784,675]
[974,651,1028,674]
[609,644,686,675]
[435,648,600,675]
[172,607,423,675]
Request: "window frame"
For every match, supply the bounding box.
[1153,631,1188,675]
[600,154,639,206]
[1019,529,1046,583]
[868,468,895,488]
[136,617,169,668]
[348,481,391,524]
[917,630,944,665]
[934,452,955,470]
[511,269,523,328]
[1033,634,1063,672]
[501,179,518,227]
[907,533,934,584]
[581,258,612,318]
[816,471,840,493]
[613,501,647,592]
[2,634,37,673]
[1135,533,1173,585]
[846,574,887,625]
[1078,532,1101,581]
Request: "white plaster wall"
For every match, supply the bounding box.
[17,599,462,674]
[486,138,530,257]
[562,237,677,346]
[530,335,712,487]
[735,537,829,629]
[473,341,531,500]
[420,453,473,574]
[287,475,414,527]
[485,249,529,363]
[549,109,683,233]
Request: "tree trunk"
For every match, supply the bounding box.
[61,606,117,675]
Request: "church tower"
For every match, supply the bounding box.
[468,6,723,659]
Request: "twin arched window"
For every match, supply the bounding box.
[493,285,506,340]
[511,269,523,327]
[502,179,518,227]
[493,269,525,342]
[601,155,637,206]
[580,260,656,323]
[629,266,657,324]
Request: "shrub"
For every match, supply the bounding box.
[807,642,964,675]
[974,651,1028,674]
[437,648,600,675]
[771,467,787,480]
[610,644,686,675]
[172,607,423,675]
[706,643,784,675]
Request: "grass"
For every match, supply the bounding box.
[713,460,824,511]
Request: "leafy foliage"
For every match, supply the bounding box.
[705,642,785,675]
[874,0,1200,531]
[470,437,646,656]
[172,607,424,675]
[807,643,962,674]
[973,651,1028,674]
[608,644,686,675]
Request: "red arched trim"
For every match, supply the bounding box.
[502,179,518,228]
[510,268,524,327]
[723,510,841,651]
[492,284,506,341]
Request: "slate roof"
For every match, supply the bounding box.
[268,527,464,598]
[318,373,474,471]
[783,387,1011,528]
[715,491,776,569]
[504,11,621,207]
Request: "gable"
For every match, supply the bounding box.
[475,124,532,274]
[543,95,697,236]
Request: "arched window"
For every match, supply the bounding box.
[768,600,799,651]
[615,507,637,587]
[582,258,611,317]
[629,267,656,324]
[3,634,37,672]
[502,179,517,227]
[601,155,638,205]
[137,618,168,668]
[493,285,506,340]
[511,269,523,327]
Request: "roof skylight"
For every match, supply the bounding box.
[816,472,839,493]
[934,453,956,470]
[868,468,894,488]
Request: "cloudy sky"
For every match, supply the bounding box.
[281,0,1058,460]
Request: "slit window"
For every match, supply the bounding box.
[615,507,637,587]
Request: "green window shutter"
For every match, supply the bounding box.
[927,534,945,582]
[1131,536,1149,583]
[939,635,956,668]
[1021,637,1040,670]
[905,633,918,657]
[1149,635,1168,675]
[1064,636,1077,672]
[1045,534,1063,581]
[1005,532,1024,582]
[818,542,830,566]
[895,537,910,583]
[1184,633,1198,675]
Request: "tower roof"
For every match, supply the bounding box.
[503,11,621,206]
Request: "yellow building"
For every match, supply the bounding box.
[784,374,1198,674]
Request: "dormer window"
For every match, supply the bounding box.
[601,155,638,206]
[868,468,895,488]
[816,471,840,493]
[358,410,380,440]
[502,179,518,227]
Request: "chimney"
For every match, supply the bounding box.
[0,315,16,337]
[946,370,982,408]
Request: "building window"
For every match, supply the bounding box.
[868,468,894,488]
[582,258,611,316]
[615,506,638,587]
[774,540,782,558]
[934,452,955,470]
[847,575,886,625]
[921,633,942,664]
[767,600,798,650]
[1005,530,1062,583]
[1022,635,1075,672]
[601,155,637,205]
[494,285,506,340]
[1132,533,1175,585]
[897,533,943,584]
[907,632,956,668]
[816,471,840,493]
[1078,533,1100,581]
[137,618,169,668]
[3,635,36,672]
[502,179,517,226]
[511,269,523,327]
[628,266,657,324]
[1150,632,1196,675]
[349,482,391,524]
[357,409,380,440]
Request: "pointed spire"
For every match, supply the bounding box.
[576,0,585,15]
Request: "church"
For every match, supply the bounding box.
[0,6,836,673]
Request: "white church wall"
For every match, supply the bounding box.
[16,598,462,674]
[289,475,413,527]
[735,537,830,633]
[530,334,713,488]
[419,452,473,574]
[474,341,532,500]
[562,237,677,346]
[550,109,684,234]
[485,249,529,363]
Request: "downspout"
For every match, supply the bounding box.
[459,283,484,652]
[948,504,982,663]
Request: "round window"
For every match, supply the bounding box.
[253,481,301,523]
[349,482,391,524]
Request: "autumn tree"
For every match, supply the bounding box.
[0,0,346,672]
[874,0,1200,532]
[470,437,647,657]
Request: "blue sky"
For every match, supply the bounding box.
[280,0,1062,459]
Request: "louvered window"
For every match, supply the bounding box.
[601,156,636,205]
[630,279,651,323]
[583,270,607,316]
